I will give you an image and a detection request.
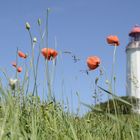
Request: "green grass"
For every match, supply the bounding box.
[0,86,139,140]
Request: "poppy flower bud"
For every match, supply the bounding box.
[38,18,41,26]
[47,8,51,12]
[95,77,99,85]
[105,80,109,84]
[26,22,30,30]
[33,37,37,43]
[114,75,116,81]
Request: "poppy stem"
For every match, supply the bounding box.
[111,45,117,88]
[46,8,49,48]
[38,21,46,102]
[28,30,37,96]
[15,48,18,80]
[110,45,118,116]
[45,8,53,102]
[45,60,52,101]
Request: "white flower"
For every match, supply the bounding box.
[9,78,18,90]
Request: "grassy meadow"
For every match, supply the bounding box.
[0,10,140,140]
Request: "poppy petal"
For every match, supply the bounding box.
[106,35,120,46]
[87,56,101,70]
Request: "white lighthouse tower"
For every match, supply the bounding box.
[126,25,140,113]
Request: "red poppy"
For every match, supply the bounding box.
[87,56,100,70]
[106,35,120,46]
[18,51,27,58]
[41,48,58,60]
[12,62,17,67]
[17,67,22,73]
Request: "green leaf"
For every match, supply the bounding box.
[97,86,132,106]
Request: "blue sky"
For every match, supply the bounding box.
[0,0,140,114]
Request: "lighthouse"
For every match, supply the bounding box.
[126,25,140,113]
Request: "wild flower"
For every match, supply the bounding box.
[12,62,17,67]
[87,56,100,70]
[17,67,22,73]
[106,35,120,46]
[18,51,27,59]
[12,62,22,72]
[41,48,58,60]
[9,78,18,90]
